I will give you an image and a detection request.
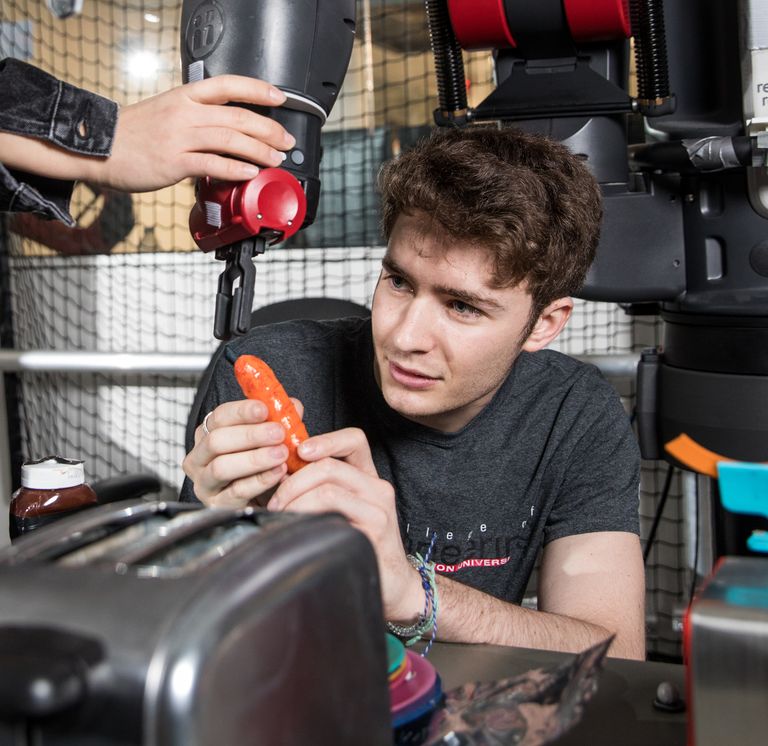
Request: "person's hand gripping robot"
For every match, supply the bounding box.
[181,0,356,339]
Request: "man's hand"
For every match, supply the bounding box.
[0,75,295,192]
[267,428,425,623]
[181,397,300,508]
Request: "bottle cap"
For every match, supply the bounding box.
[21,457,86,489]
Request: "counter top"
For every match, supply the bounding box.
[427,642,686,745]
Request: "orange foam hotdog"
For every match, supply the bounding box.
[234,354,309,473]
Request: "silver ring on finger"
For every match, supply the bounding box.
[202,411,214,437]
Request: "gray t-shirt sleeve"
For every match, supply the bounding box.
[543,374,641,544]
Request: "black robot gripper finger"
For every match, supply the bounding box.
[213,236,267,341]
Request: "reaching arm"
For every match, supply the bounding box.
[432,531,646,659]
[0,74,294,194]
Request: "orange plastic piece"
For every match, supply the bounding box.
[663,434,736,478]
[234,355,309,473]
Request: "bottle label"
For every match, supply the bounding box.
[10,505,92,541]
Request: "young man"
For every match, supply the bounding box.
[181,126,645,660]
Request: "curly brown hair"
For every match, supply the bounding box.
[377,126,602,318]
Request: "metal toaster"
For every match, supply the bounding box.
[0,500,392,745]
[685,555,768,746]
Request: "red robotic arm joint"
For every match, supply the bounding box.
[189,168,307,253]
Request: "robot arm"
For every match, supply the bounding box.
[180,0,356,339]
[428,0,768,484]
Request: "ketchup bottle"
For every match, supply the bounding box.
[9,456,98,540]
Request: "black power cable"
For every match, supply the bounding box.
[689,475,700,604]
[643,463,675,565]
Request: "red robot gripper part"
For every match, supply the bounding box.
[447,0,630,51]
[189,168,307,253]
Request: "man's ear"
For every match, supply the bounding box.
[521,298,573,352]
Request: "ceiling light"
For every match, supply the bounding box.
[127,50,159,79]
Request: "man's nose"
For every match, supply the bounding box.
[391,298,435,352]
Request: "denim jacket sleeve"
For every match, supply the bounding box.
[0,58,118,225]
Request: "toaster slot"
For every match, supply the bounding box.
[55,508,267,578]
[55,509,234,567]
[57,516,171,567]
[0,501,200,565]
[134,522,260,577]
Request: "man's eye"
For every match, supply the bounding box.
[452,300,481,317]
[388,274,407,290]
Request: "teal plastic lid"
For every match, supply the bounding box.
[386,633,405,675]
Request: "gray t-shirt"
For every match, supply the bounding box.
[181,317,640,604]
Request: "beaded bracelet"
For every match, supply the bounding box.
[386,533,439,655]
[386,555,436,638]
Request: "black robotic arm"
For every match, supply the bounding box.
[179,0,356,339]
[427,0,768,475]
